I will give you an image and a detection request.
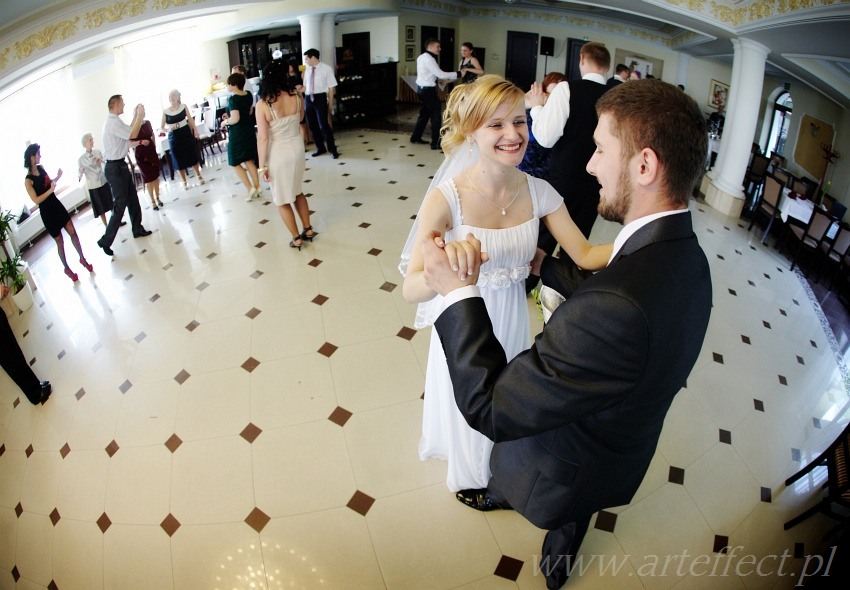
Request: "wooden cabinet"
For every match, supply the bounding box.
[227,35,269,78]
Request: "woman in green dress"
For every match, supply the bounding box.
[222,72,262,201]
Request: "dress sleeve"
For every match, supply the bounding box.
[531,176,565,218]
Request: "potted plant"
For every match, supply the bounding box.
[0,253,33,311]
[0,209,16,259]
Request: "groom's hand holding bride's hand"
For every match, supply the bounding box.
[422,231,488,297]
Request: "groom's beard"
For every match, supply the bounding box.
[597,164,632,225]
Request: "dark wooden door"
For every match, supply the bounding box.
[505,31,538,91]
[439,27,455,72]
[566,38,587,80]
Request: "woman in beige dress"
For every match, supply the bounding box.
[256,60,317,250]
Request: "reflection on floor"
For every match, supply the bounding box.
[1,128,848,589]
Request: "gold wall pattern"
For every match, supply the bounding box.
[0,48,9,70]
[84,0,148,29]
[664,0,849,25]
[154,0,206,9]
[12,18,81,60]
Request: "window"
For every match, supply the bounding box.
[767,92,792,158]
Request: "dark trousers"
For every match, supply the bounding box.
[305,93,337,154]
[0,311,41,404]
[101,160,143,247]
[486,470,591,589]
[411,86,441,147]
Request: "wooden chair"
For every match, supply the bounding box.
[743,153,770,209]
[784,421,850,540]
[772,167,791,188]
[747,172,784,244]
[819,222,850,287]
[783,207,836,274]
[791,176,816,200]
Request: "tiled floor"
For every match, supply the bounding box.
[1,127,848,589]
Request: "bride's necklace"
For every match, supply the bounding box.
[464,170,521,216]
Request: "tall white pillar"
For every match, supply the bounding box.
[704,38,769,218]
[298,14,322,64]
[321,14,337,69]
[675,53,690,88]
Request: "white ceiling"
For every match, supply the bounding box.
[2,0,850,107]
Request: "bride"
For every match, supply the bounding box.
[400,75,612,492]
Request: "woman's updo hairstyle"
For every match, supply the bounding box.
[439,74,524,155]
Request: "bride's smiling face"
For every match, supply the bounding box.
[469,101,528,167]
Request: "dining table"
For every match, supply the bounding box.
[778,187,838,240]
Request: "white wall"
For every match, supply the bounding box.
[336,16,400,63]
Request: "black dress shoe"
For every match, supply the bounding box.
[120,221,128,227]
[331,152,340,159]
[456,488,511,512]
[410,138,429,145]
[311,149,328,157]
[133,228,152,238]
[39,381,52,405]
[97,239,114,256]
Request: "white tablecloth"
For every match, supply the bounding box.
[778,188,838,239]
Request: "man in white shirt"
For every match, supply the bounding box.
[97,94,152,257]
[524,41,611,293]
[607,63,629,88]
[410,38,461,150]
[302,48,340,159]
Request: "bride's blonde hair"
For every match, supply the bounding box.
[440,74,525,154]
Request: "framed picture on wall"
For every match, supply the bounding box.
[405,45,415,61]
[405,26,415,43]
[708,79,729,111]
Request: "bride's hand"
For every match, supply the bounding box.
[530,248,546,276]
[442,233,489,282]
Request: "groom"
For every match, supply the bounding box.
[421,80,712,589]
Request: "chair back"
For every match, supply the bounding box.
[773,168,790,187]
[827,223,850,261]
[762,174,783,209]
[806,208,835,244]
[831,200,847,222]
[749,153,770,178]
[791,176,816,199]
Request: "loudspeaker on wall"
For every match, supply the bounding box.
[540,36,554,56]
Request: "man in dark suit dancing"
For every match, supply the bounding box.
[421,80,712,589]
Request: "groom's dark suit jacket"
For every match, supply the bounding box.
[435,212,712,530]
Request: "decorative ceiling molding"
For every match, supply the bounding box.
[402,0,677,47]
[661,0,850,28]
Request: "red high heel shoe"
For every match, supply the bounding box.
[64,268,79,282]
[80,258,93,272]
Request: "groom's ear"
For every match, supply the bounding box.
[635,147,659,188]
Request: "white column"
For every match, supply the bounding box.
[321,14,337,69]
[675,53,690,88]
[298,14,322,64]
[705,38,769,218]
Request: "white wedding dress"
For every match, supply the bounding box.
[418,174,562,491]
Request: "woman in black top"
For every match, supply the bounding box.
[458,43,484,84]
[24,144,93,282]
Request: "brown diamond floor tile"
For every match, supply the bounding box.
[11,566,19,582]
[367,248,382,256]
[241,357,261,373]
[250,270,264,279]
[149,293,160,302]
[13,398,20,408]
[119,380,132,394]
[185,320,200,332]
[75,388,86,400]
[397,327,416,341]
[161,513,181,537]
[25,444,33,458]
[245,307,261,319]
[50,508,60,526]
[359,222,371,228]
[318,342,338,357]
[346,491,375,516]
[97,512,112,533]
[15,503,23,517]
[165,434,183,453]
[308,258,322,267]
[196,282,209,291]
[594,510,617,532]
[494,555,524,581]
[0,444,6,457]
[240,423,262,443]
[668,466,685,485]
[380,282,396,292]
[174,369,191,385]
[245,507,271,533]
[48,580,58,590]
[255,241,266,248]
[312,294,329,305]
[713,534,729,554]
[105,440,119,457]
[258,219,269,224]
[328,406,353,427]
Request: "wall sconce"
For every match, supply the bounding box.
[810,122,821,136]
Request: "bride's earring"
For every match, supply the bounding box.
[468,138,474,156]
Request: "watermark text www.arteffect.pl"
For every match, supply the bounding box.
[533,545,838,586]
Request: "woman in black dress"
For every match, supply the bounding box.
[132,120,163,210]
[24,144,92,282]
[161,89,206,189]
[458,43,484,84]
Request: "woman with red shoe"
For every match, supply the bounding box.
[24,143,93,282]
